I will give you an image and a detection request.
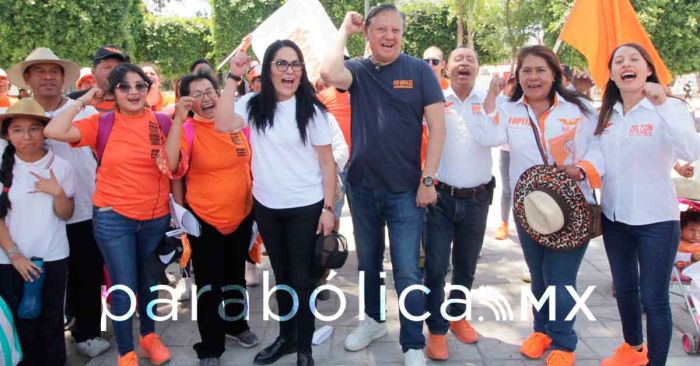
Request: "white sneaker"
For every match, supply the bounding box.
[344,317,387,351]
[404,349,426,366]
[175,276,193,301]
[245,262,260,287]
[76,337,111,358]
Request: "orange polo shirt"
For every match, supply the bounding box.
[182,116,252,234]
[72,109,171,220]
[439,77,450,90]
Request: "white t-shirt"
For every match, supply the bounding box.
[235,93,332,209]
[0,149,76,264]
[45,100,98,224]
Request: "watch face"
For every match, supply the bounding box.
[423,176,434,186]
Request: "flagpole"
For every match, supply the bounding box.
[216,44,243,71]
[553,39,562,54]
[552,1,576,54]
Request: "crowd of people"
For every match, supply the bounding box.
[0,3,698,366]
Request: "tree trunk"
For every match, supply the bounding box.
[457,14,464,46]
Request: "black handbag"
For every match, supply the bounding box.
[315,231,349,269]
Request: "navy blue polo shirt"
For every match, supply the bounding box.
[345,53,444,193]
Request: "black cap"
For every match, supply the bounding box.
[93,45,130,65]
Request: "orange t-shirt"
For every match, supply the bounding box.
[439,77,450,90]
[318,87,351,150]
[94,100,116,113]
[0,95,17,107]
[182,116,252,234]
[72,109,171,220]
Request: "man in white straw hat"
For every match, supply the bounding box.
[7,47,110,358]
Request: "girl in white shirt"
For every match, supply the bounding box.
[0,98,75,366]
[596,43,700,366]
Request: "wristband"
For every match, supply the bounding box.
[227,72,242,82]
[5,246,19,258]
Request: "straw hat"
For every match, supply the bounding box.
[514,165,592,251]
[6,48,80,90]
[674,177,700,201]
[0,98,51,129]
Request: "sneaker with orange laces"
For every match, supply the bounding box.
[425,333,448,361]
[546,350,575,366]
[494,222,509,240]
[520,332,552,359]
[117,351,138,366]
[449,319,479,343]
[139,333,171,365]
[600,342,648,366]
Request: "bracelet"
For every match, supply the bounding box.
[5,246,19,259]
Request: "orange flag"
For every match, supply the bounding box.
[558,0,672,87]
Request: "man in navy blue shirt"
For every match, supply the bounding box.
[321,4,445,366]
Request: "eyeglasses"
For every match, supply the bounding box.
[190,88,218,100]
[115,82,149,93]
[273,60,304,72]
[424,58,441,66]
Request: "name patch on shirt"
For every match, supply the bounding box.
[393,80,414,89]
[508,116,530,126]
[628,123,653,137]
[471,103,482,114]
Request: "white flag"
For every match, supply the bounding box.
[251,0,340,83]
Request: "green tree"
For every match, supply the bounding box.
[138,15,214,82]
[0,0,144,68]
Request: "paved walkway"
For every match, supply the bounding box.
[67,151,700,366]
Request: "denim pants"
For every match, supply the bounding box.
[499,150,511,223]
[346,183,425,352]
[92,207,170,355]
[515,219,588,352]
[424,189,490,334]
[602,215,679,366]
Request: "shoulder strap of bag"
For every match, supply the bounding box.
[524,105,549,166]
[96,111,115,166]
[154,112,172,136]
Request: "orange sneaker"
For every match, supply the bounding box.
[546,350,575,366]
[139,333,171,365]
[600,343,648,366]
[494,222,509,240]
[425,333,448,361]
[449,319,479,343]
[520,332,552,359]
[117,351,138,366]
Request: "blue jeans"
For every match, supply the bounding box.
[424,189,490,334]
[347,184,425,352]
[602,215,679,366]
[92,207,170,355]
[515,219,588,352]
[499,150,511,223]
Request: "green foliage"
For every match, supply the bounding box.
[0,0,144,68]
[138,15,213,81]
[400,1,456,59]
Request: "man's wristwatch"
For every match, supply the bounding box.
[227,72,242,82]
[422,176,435,187]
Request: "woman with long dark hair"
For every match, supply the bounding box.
[215,40,336,366]
[595,43,700,366]
[471,45,603,366]
[45,63,189,366]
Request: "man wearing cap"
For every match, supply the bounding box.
[7,47,110,358]
[76,67,96,91]
[422,46,495,361]
[68,45,130,112]
[0,68,17,109]
[321,5,445,366]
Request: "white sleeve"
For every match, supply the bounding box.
[234,93,254,127]
[577,109,605,178]
[466,105,508,147]
[657,98,700,163]
[59,162,76,199]
[309,108,332,147]
[327,113,349,171]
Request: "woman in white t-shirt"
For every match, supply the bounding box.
[216,40,335,366]
[0,98,75,366]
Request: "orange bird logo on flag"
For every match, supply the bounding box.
[558,0,672,87]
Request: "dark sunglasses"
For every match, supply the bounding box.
[273,60,304,72]
[424,58,441,66]
[115,82,149,93]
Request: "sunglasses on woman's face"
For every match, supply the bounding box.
[115,81,149,93]
[424,58,441,66]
